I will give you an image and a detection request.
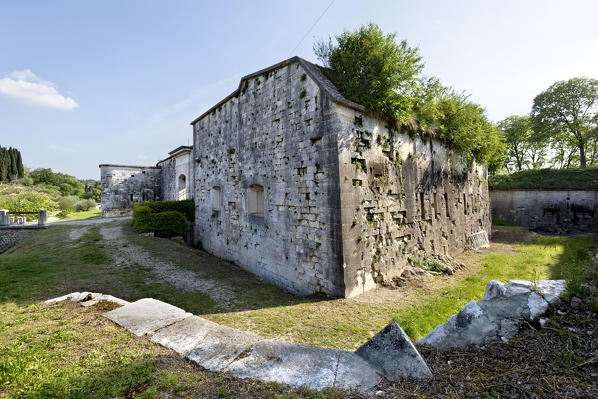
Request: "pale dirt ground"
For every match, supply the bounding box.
[61,218,236,308]
[61,218,524,309]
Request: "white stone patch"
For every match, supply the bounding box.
[45,291,130,307]
[104,298,192,336]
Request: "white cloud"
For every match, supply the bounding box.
[0,69,78,110]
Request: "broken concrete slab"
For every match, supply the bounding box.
[334,350,384,391]
[509,279,567,305]
[104,298,191,336]
[355,321,432,380]
[151,315,261,370]
[418,280,564,349]
[224,339,380,391]
[44,291,130,307]
[419,300,497,349]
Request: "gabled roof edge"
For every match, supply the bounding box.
[189,56,366,126]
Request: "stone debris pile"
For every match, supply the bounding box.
[418,279,566,349]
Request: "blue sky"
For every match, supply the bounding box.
[1,0,597,179]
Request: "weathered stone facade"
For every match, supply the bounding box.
[191,57,490,297]
[100,147,194,217]
[158,146,193,201]
[99,165,162,217]
[490,190,598,233]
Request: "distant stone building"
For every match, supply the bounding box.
[99,146,193,217]
[490,190,598,233]
[100,56,491,297]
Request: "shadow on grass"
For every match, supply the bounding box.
[1,220,594,348]
[0,221,325,315]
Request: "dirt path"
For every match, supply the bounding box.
[68,226,91,241]
[98,224,235,309]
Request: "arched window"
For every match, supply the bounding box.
[178,174,187,200]
[211,186,222,212]
[248,184,264,217]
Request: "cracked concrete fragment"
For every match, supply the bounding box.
[355,321,432,380]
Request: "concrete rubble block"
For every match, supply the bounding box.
[355,321,432,380]
[151,315,261,360]
[419,280,566,350]
[499,319,520,342]
[104,298,192,336]
[225,339,380,391]
[334,350,383,391]
[418,300,497,349]
[509,279,567,305]
[44,291,129,306]
[528,291,549,320]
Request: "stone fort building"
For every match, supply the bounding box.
[100,56,490,298]
[100,145,193,217]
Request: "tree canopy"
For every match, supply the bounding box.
[29,168,85,197]
[531,77,598,168]
[497,115,545,171]
[0,146,25,183]
[314,23,505,172]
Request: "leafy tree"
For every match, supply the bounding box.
[314,23,424,124]
[29,168,85,197]
[498,115,545,171]
[314,23,506,172]
[531,77,598,168]
[432,92,506,173]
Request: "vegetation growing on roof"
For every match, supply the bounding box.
[314,23,506,172]
[489,168,598,190]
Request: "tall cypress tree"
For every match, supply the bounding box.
[0,148,8,183]
[16,150,24,178]
[9,148,18,181]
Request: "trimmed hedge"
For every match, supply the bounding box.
[132,199,194,237]
[132,204,154,233]
[153,211,187,237]
[135,199,195,220]
[489,168,598,191]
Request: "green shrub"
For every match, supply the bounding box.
[57,209,74,218]
[152,211,187,238]
[0,191,59,220]
[132,200,194,235]
[75,198,97,212]
[132,204,154,233]
[57,195,79,210]
[141,199,195,220]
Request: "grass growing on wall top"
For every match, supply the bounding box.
[489,168,598,190]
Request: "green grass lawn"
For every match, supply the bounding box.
[51,208,101,223]
[0,222,595,397]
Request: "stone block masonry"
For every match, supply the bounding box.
[0,229,33,253]
[490,190,598,233]
[191,56,490,298]
[99,165,162,217]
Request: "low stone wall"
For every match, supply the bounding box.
[490,190,598,233]
[0,229,33,253]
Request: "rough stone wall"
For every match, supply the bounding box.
[336,106,491,297]
[0,229,33,253]
[159,152,193,201]
[193,61,345,296]
[490,190,598,233]
[100,165,162,217]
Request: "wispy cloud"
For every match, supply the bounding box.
[0,69,78,110]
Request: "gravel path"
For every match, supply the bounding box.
[99,224,234,309]
[52,216,132,226]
